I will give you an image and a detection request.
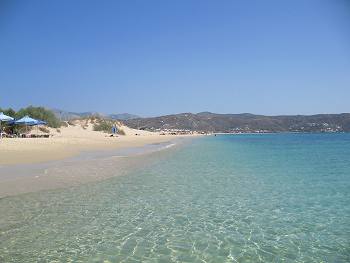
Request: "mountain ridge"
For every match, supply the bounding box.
[123,112,350,133]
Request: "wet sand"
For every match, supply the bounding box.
[0,138,189,198]
[0,135,193,165]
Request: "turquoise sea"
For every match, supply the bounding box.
[0,133,350,262]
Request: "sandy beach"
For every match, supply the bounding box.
[0,120,199,197]
[0,120,196,166]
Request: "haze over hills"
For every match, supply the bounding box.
[50,109,140,121]
[124,112,350,133]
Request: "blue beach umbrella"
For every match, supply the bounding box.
[15,115,39,125]
[14,115,45,135]
[0,112,14,122]
[0,112,14,139]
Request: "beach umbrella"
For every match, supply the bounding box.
[15,115,39,125]
[14,115,41,135]
[0,112,13,122]
[0,112,14,139]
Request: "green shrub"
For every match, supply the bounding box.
[15,106,61,128]
[1,106,63,128]
[93,121,114,133]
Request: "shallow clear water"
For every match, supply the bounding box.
[0,133,350,262]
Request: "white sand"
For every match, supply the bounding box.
[0,119,197,165]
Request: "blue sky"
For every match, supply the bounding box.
[0,0,349,116]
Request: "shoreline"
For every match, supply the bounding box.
[0,134,198,166]
[0,136,195,198]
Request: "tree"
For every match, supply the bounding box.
[15,106,61,128]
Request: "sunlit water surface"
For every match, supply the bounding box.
[0,134,349,262]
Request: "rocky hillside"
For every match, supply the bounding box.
[124,112,350,133]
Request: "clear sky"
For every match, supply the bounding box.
[0,0,349,116]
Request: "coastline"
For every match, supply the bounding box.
[0,135,195,198]
[0,134,197,166]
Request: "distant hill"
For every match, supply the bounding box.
[124,112,350,133]
[108,113,140,120]
[51,109,140,121]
